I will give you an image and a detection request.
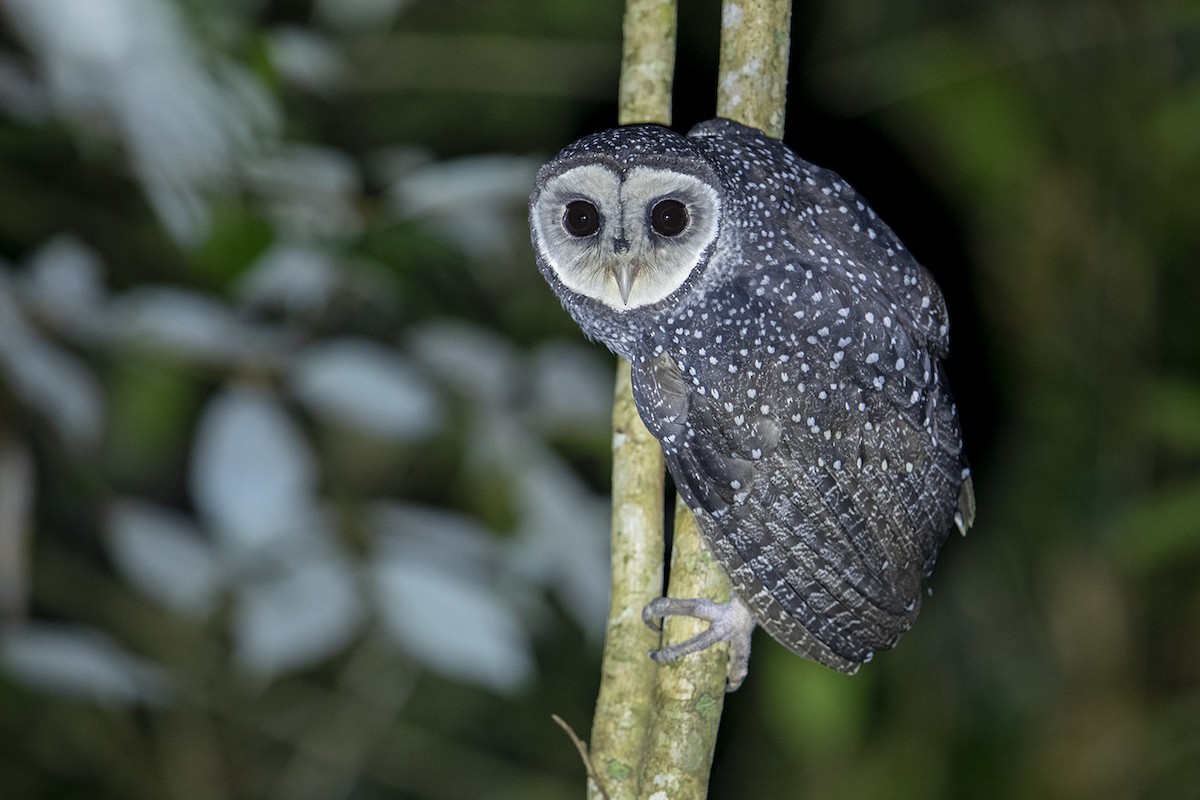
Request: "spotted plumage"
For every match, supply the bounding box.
[530,118,973,685]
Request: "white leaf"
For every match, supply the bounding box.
[511,451,610,637]
[190,385,318,553]
[370,501,499,566]
[235,242,337,313]
[528,341,614,433]
[233,555,364,678]
[243,144,361,236]
[266,26,346,91]
[109,286,266,363]
[21,234,108,338]
[392,155,538,216]
[0,281,103,445]
[107,498,222,618]
[5,0,280,242]
[246,143,359,198]
[390,155,538,259]
[0,623,170,706]
[290,338,442,439]
[372,556,532,693]
[408,321,517,405]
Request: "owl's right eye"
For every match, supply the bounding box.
[563,200,601,237]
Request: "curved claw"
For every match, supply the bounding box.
[641,595,757,691]
[641,599,666,632]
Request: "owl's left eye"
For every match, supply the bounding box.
[563,200,601,237]
[650,199,689,237]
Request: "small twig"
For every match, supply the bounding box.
[551,714,611,800]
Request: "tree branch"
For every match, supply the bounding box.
[587,2,792,797]
[634,2,794,797]
[588,362,669,800]
[586,5,676,798]
[717,0,792,138]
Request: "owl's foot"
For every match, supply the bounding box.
[642,595,756,691]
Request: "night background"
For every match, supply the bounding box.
[1,0,1198,798]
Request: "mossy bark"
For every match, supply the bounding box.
[588,362,668,800]
[586,1,792,797]
[587,6,676,798]
[717,0,792,138]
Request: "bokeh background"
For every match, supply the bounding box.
[1,0,1198,798]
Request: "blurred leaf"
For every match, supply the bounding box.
[266,26,348,92]
[19,234,108,339]
[1112,479,1200,570]
[243,144,362,237]
[0,623,170,706]
[107,498,222,618]
[1140,375,1200,454]
[109,286,278,365]
[234,242,339,316]
[409,320,518,404]
[0,277,104,445]
[190,384,318,553]
[290,337,443,439]
[370,500,501,566]
[4,0,281,243]
[510,451,609,636]
[372,553,533,693]
[528,340,613,435]
[389,154,539,260]
[232,553,365,678]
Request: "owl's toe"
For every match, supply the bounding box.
[642,595,756,691]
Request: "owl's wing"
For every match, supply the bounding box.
[631,305,966,671]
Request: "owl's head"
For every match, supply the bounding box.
[530,125,723,318]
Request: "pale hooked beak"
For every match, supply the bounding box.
[611,260,639,305]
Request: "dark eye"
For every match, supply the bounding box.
[650,199,689,236]
[563,200,600,237]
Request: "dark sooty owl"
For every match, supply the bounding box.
[529,118,974,689]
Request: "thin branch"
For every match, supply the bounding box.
[636,497,733,799]
[589,365,669,800]
[589,2,792,798]
[552,715,611,800]
[588,4,676,795]
[618,0,677,126]
[717,0,793,138]
[635,1,794,797]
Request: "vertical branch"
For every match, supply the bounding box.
[587,2,792,799]
[618,0,677,126]
[637,1,793,797]
[587,3,676,799]
[637,497,731,798]
[589,364,668,800]
[717,0,792,138]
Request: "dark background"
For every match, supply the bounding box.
[1,0,1197,798]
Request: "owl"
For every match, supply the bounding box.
[529,118,973,688]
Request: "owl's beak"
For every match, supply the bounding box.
[611,260,639,305]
